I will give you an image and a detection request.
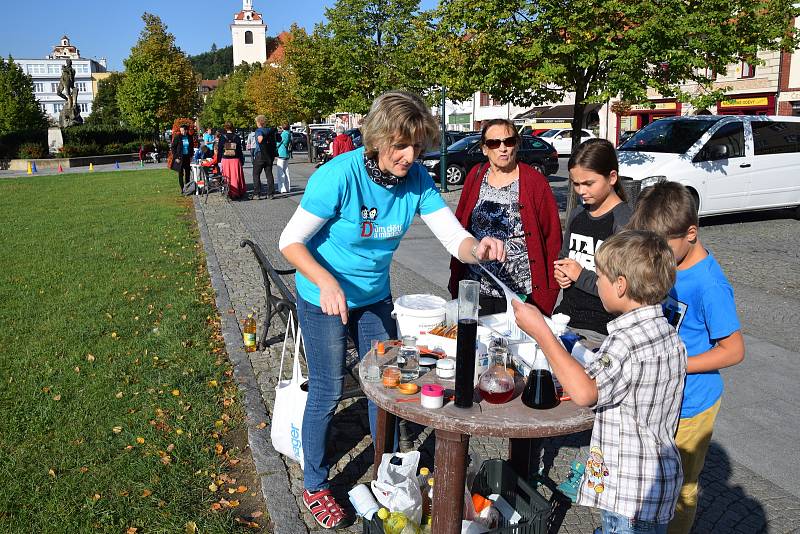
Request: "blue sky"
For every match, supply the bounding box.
[1,0,436,71]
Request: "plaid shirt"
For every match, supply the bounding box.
[577,304,687,523]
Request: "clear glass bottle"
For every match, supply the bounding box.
[478,346,515,404]
[397,335,420,383]
[360,340,382,382]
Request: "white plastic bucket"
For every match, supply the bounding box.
[392,294,447,337]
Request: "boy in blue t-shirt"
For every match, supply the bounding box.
[628,182,745,534]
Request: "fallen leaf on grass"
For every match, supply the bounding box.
[79,467,89,474]
[208,380,218,388]
[214,443,223,455]
[256,422,267,429]
[136,437,145,444]
[126,528,138,534]
[227,487,236,494]
[251,511,263,518]
[228,458,240,466]
[92,493,101,501]
[235,517,260,529]
[86,354,95,362]
[52,394,62,401]
[171,389,181,396]
[210,502,222,511]
[116,392,124,398]
[209,483,218,492]
[48,469,56,478]
[237,485,248,493]
[141,489,152,498]
[185,522,197,534]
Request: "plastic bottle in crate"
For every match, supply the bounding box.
[376,508,420,534]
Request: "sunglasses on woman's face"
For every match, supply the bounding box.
[484,136,517,149]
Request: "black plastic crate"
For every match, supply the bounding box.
[362,459,551,534]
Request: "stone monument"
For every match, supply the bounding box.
[55,59,83,128]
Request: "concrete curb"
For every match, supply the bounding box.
[193,196,308,533]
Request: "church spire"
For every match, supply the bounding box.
[243,0,253,10]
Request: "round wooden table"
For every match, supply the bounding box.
[362,346,595,534]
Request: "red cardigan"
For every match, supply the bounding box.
[448,162,562,314]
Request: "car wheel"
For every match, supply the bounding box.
[445,164,466,185]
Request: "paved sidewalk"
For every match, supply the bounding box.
[195,158,800,533]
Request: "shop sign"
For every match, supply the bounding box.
[448,113,471,125]
[630,102,677,111]
[719,97,769,108]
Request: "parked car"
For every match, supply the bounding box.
[345,128,363,147]
[311,129,335,160]
[538,128,596,155]
[419,135,559,185]
[291,131,308,152]
[617,130,637,146]
[617,115,800,217]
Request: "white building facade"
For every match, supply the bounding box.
[20,36,107,124]
[231,0,267,66]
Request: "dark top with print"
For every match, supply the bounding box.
[553,202,631,334]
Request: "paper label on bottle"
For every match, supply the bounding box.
[244,333,256,347]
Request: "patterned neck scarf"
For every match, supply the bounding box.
[363,154,406,188]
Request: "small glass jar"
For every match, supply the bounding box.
[382,365,401,388]
[397,335,420,383]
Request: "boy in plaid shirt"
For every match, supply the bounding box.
[514,230,687,534]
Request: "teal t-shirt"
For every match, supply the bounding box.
[297,147,447,308]
[663,251,740,418]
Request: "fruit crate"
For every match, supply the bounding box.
[362,459,551,534]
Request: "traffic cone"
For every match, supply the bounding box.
[89,163,94,172]
[31,161,38,173]
[115,161,120,169]
[58,164,63,173]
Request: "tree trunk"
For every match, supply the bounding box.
[564,85,587,217]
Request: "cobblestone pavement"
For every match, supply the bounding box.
[195,157,800,533]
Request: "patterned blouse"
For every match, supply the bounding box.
[467,169,532,297]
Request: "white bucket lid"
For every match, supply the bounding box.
[394,294,447,317]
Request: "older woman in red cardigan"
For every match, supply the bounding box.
[448,118,562,315]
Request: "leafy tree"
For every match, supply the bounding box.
[246,62,305,125]
[118,13,199,133]
[434,0,800,150]
[0,56,48,135]
[200,63,259,129]
[283,24,338,121]
[317,0,429,113]
[189,44,234,80]
[86,72,125,125]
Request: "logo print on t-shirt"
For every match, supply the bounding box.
[360,205,378,237]
[663,295,687,331]
[568,233,603,272]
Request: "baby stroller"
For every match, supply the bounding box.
[198,152,227,201]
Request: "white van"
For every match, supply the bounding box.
[617,115,800,217]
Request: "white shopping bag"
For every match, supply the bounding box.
[270,313,307,468]
[370,451,423,525]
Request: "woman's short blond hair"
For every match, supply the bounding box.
[595,230,676,305]
[361,91,439,159]
[255,115,267,127]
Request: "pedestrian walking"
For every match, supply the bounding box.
[276,123,292,194]
[252,115,277,199]
[246,130,257,163]
[170,124,193,191]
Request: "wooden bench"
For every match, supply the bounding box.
[239,239,363,400]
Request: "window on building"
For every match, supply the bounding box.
[39,103,47,113]
[51,82,59,93]
[53,103,64,112]
[740,61,756,79]
[479,92,490,106]
[74,63,89,74]
[78,103,89,113]
[695,122,745,161]
[245,31,253,44]
[48,63,60,74]
[75,82,87,92]
[491,97,503,106]
[28,64,45,74]
[752,121,800,155]
[33,82,44,93]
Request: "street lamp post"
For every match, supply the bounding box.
[439,87,448,192]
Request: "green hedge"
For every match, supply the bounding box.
[0,129,47,160]
[61,124,154,146]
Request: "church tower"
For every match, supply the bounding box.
[231,0,267,66]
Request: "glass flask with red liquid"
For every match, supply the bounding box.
[478,346,515,404]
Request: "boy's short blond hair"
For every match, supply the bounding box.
[627,182,698,238]
[361,91,439,159]
[595,230,676,305]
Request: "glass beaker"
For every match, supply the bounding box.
[478,346,515,404]
[455,280,479,408]
[521,348,559,409]
[360,340,382,383]
[397,335,419,383]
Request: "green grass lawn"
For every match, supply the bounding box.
[0,170,245,532]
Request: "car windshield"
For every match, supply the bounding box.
[539,130,558,138]
[618,119,720,153]
[448,136,479,151]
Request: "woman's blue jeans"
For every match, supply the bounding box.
[297,293,397,491]
[600,510,668,534]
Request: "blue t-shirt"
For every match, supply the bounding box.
[181,137,190,155]
[663,251,740,418]
[297,147,447,308]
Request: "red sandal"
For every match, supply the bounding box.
[303,489,346,529]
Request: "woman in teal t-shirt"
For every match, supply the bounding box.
[279,91,506,529]
[276,123,292,193]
